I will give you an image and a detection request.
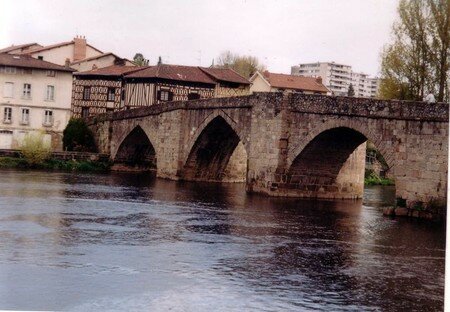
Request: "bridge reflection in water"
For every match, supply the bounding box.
[0,170,444,311]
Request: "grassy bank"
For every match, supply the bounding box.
[364,170,395,186]
[0,156,111,172]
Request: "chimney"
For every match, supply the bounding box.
[316,76,323,84]
[73,35,87,61]
[64,58,71,69]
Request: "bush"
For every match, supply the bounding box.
[20,131,52,166]
[63,118,97,152]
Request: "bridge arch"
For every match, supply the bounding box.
[182,114,248,182]
[284,121,396,199]
[287,119,395,170]
[113,125,157,169]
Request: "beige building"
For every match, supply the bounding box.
[291,61,380,97]
[1,36,134,71]
[250,70,329,94]
[0,53,74,150]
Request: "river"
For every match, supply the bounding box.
[0,169,445,311]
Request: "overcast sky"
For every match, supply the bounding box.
[0,0,398,76]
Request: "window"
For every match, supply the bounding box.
[43,110,53,126]
[81,107,90,118]
[3,82,13,98]
[38,56,44,60]
[22,83,31,99]
[107,87,116,101]
[188,93,200,100]
[46,70,55,77]
[4,67,16,74]
[158,90,173,101]
[21,108,30,125]
[46,85,55,101]
[3,107,12,123]
[83,87,91,100]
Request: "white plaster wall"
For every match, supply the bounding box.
[249,74,271,93]
[71,55,117,72]
[0,68,72,150]
[29,44,102,65]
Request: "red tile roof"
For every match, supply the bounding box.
[200,67,250,85]
[262,71,329,93]
[0,53,75,72]
[125,64,217,84]
[0,43,42,54]
[75,65,144,77]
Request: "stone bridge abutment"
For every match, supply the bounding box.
[86,93,448,215]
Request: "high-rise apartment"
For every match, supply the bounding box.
[291,62,379,98]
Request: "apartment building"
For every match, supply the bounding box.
[0,53,74,150]
[351,72,380,98]
[291,62,380,98]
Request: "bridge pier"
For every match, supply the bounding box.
[87,93,448,218]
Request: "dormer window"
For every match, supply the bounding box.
[46,70,56,77]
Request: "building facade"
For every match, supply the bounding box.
[71,65,143,118]
[0,53,74,150]
[249,70,329,94]
[291,62,380,97]
[0,36,133,72]
[71,64,250,117]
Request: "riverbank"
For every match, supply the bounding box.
[0,156,111,172]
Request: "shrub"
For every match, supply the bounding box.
[63,118,97,152]
[20,131,52,166]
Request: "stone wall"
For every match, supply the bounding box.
[86,93,449,214]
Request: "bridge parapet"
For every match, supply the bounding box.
[288,93,449,121]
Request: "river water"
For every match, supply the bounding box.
[0,170,445,311]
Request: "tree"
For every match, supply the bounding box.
[20,131,51,166]
[215,51,266,78]
[133,53,149,66]
[379,0,449,102]
[347,83,355,96]
[63,118,97,152]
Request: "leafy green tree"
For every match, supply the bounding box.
[63,118,97,152]
[347,83,355,96]
[380,0,449,102]
[215,51,266,78]
[133,53,149,66]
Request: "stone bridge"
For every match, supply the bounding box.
[86,93,448,213]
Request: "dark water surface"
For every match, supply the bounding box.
[0,170,445,311]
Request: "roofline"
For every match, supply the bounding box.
[250,71,271,87]
[70,52,116,65]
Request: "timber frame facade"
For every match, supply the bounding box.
[71,64,250,117]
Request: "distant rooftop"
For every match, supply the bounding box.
[0,53,75,72]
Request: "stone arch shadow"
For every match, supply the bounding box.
[112,124,158,170]
[282,120,396,199]
[181,111,248,182]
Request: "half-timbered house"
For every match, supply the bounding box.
[71,64,250,117]
[123,64,250,109]
[71,65,142,117]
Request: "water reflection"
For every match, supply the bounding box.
[0,169,444,311]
